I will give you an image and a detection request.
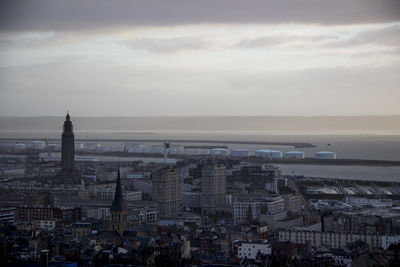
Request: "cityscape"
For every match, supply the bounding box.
[1,1,400,267]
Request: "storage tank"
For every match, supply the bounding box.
[31,141,45,149]
[315,151,336,159]
[283,151,305,159]
[210,148,228,156]
[231,149,249,157]
[254,149,282,159]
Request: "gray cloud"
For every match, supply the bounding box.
[124,37,211,53]
[1,0,399,32]
[323,25,400,48]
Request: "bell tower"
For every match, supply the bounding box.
[61,112,74,170]
[109,169,127,236]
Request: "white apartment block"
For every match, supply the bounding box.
[278,230,386,249]
[233,240,272,260]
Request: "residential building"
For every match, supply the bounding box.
[152,166,181,217]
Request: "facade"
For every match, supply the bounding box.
[201,163,226,214]
[233,240,272,260]
[152,166,181,218]
[72,222,92,239]
[0,208,17,223]
[278,230,385,249]
[345,197,393,208]
[17,207,81,224]
[109,170,127,236]
[182,192,202,211]
[231,165,276,189]
[382,235,400,249]
[234,194,285,225]
[38,220,56,231]
[282,193,303,213]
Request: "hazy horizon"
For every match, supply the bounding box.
[1,1,399,117]
[1,116,400,136]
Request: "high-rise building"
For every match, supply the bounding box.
[201,162,226,214]
[109,170,127,236]
[152,166,181,218]
[56,113,80,183]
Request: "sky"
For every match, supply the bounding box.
[0,0,399,116]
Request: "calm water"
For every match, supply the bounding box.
[1,130,400,182]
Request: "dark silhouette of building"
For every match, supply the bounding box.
[109,169,127,236]
[56,112,81,183]
[61,112,74,170]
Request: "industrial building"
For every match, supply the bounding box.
[283,151,305,159]
[255,149,282,159]
[231,149,249,157]
[315,151,336,159]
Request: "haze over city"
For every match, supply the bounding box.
[0,0,399,116]
[1,2,400,267]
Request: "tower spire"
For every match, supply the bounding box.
[110,169,126,212]
[109,169,127,236]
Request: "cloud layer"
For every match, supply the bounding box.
[1,0,400,32]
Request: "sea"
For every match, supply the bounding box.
[1,116,400,182]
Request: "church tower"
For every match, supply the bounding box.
[109,169,127,236]
[56,112,81,183]
[61,112,74,170]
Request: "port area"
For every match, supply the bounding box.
[72,151,400,167]
[0,138,316,148]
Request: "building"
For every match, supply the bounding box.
[152,166,181,218]
[255,149,282,159]
[37,220,56,231]
[314,151,336,159]
[382,235,400,249]
[109,170,127,236]
[233,240,271,261]
[282,193,303,213]
[72,222,92,239]
[233,194,285,225]
[283,151,305,159]
[0,207,17,223]
[16,206,81,226]
[201,163,226,214]
[56,113,81,183]
[345,196,393,208]
[231,165,276,189]
[25,147,40,176]
[231,149,249,157]
[278,230,385,249]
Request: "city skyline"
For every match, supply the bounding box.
[0,0,399,117]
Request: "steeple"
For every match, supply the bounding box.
[110,169,126,211]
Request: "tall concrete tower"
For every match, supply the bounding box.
[201,162,227,214]
[61,112,74,170]
[56,112,80,183]
[152,166,181,218]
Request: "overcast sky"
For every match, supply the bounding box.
[0,0,399,116]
